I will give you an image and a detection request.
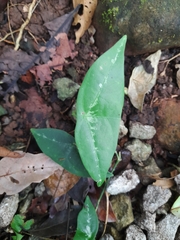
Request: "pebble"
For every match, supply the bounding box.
[0,194,19,228]
[53,77,80,101]
[119,120,128,139]
[100,234,114,240]
[174,174,180,194]
[136,211,156,232]
[135,156,161,185]
[111,194,134,231]
[125,139,152,165]
[154,98,180,153]
[143,185,172,213]
[106,169,140,195]
[129,121,156,139]
[126,224,146,240]
[147,214,180,240]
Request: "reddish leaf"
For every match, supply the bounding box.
[89,185,116,222]
[43,169,80,198]
[0,146,23,158]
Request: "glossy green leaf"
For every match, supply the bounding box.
[171,196,180,217]
[31,128,90,177]
[73,196,98,240]
[75,36,127,186]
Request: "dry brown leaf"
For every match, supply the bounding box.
[128,50,161,111]
[72,0,97,43]
[0,151,62,195]
[0,146,23,158]
[153,178,174,189]
[43,169,80,198]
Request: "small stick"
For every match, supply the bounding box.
[14,0,40,50]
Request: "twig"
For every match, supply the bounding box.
[14,0,40,51]
[160,52,180,77]
[7,1,15,43]
[0,29,19,43]
[101,192,110,237]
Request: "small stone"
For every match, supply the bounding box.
[111,194,134,231]
[143,185,172,213]
[125,139,152,165]
[135,156,161,185]
[100,234,114,240]
[154,98,180,153]
[129,121,156,139]
[106,169,140,195]
[0,194,19,228]
[136,211,156,232]
[34,182,46,197]
[147,214,180,240]
[126,224,146,240]
[53,77,80,101]
[174,174,180,194]
[119,120,128,139]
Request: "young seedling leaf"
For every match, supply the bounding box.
[171,196,180,217]
[74,196,98,240]
[31,128,90,177]
[11,215,24,233]
[75,36,127,186]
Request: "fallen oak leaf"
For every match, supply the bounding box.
[72,0,97,43]
[0,146,23,158]
[0,151,64,195]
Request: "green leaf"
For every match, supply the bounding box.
[73,196,98,240]
[23,219,34,230]
[75,36,127,186]
[31,128,90,177]
[12,233,23,240]
[11,215,24,233]
[171,196,180,217]
[0,105,7,116]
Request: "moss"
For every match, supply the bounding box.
[102,7,119,33]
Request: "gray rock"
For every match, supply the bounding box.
[100,234,114,240]
[125,139,152,165]
[106,169,140,195]
[19,193,33,215]
[136,211,156,232]
[0,194,19,228]
[147,214,180,240]
[53,77,80,101]
[143,185,172,213]
[34,182,46,197]
[119,120,128,139]
[126,224,146,240]
[93,0,180,55]
[129,121,156,140]
[135,156,161,185]
[175,174,180,194]
[111,194,134,231]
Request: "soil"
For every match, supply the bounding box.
[1,0,180,239]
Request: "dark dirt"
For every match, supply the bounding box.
[1,0,180,239]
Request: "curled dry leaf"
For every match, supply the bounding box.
[43,169,80,198]
[72,0,97,43]
[0,151,62,195]
[175,64,180,88]
[0,146,23,158]
[128,50,161,111]
[150,173,175,189]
